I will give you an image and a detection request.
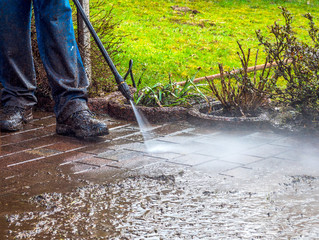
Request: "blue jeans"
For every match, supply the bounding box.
[0,0,89,121]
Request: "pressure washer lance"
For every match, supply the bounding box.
[72,0,135,101]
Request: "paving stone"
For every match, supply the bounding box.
[239,134,279,147]
[59,162,98,175]
[1,152,42,168]
[76,156,115,167]
[194,160,242,174]
[144,151,183,160]
[171,142,210,155]
[121,142,148,152]
[157,134,197,144]
[26,148,61,157]
[107,121,132,129]
[245,157,301,176]
[270,137,301,148]
[73,165,121,181]
[97,149,144,161]
[14,134,63,149]
[7,148,92,169]
[141,139,179,154]
[80,142,114,155]
[0,145,26,157]
[0,129,53,145]
[32,111,54,119]
[151,122,192,136]
[104,155,162,169]
[168,153,216,166]
[221,167,254,179]
[191,143,238,158]
[242,144,289,158]
[243,131,283,141]
[124,134,145,142]
[46,141,86,152]
[30,116,56,126]
[219,154,264,165]
[275,149,319,161]
[99,129,138,142]
[61,152,99,165]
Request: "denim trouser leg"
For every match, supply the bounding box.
[0,0,37,108]
[0,0,89,121]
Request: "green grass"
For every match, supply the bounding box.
[89,0,319,88]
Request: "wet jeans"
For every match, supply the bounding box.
[0,0,89,121]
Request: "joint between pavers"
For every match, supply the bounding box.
[166,160,192,167]
[73,167,98,175]
[74,161,102,168]
[0,142,59,160]
[218,173,234,178]
[109,123,132,131]
[100,163,123,169]
[4,175,16,180]
[142,154,171,160]
[0,123,55,140]
[7,146,87,168]
[112,132,142,141]
[60,154,97,166]
[95,155,120,162]
[1,133,56,148]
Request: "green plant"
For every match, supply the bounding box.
[256,7,319,117]
[206,42,274,117]
[134,72,208,107]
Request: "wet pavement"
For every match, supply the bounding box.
[1,111,319,239]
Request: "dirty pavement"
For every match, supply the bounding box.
[0,111,319,239]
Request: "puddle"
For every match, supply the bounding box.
[3,164,319,239]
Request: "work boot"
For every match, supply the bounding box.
[0,106,33,131]
[56,110,109,138]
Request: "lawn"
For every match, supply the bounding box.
[89,0,319,88]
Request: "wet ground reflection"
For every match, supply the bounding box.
[5,163,319,239]
[3,123,319,239]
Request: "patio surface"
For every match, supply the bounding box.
[1,110,319,239]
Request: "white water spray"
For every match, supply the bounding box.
[130,100,153,145]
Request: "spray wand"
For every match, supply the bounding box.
[72,0,135,100]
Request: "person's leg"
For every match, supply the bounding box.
[33,0,108,137]
[0,0,35,131]
[33,0,89,122]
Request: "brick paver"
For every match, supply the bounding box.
[1,110,319,204]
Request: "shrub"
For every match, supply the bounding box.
[256,7,319,118]
[206,42,274,117]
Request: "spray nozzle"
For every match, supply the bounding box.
[118,81,132,101]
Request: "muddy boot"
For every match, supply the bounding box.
[0,106,33,131]
[56,110,109,138]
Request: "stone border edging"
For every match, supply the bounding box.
[88,91,189,123]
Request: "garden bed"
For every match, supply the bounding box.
[188,102,271,129]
